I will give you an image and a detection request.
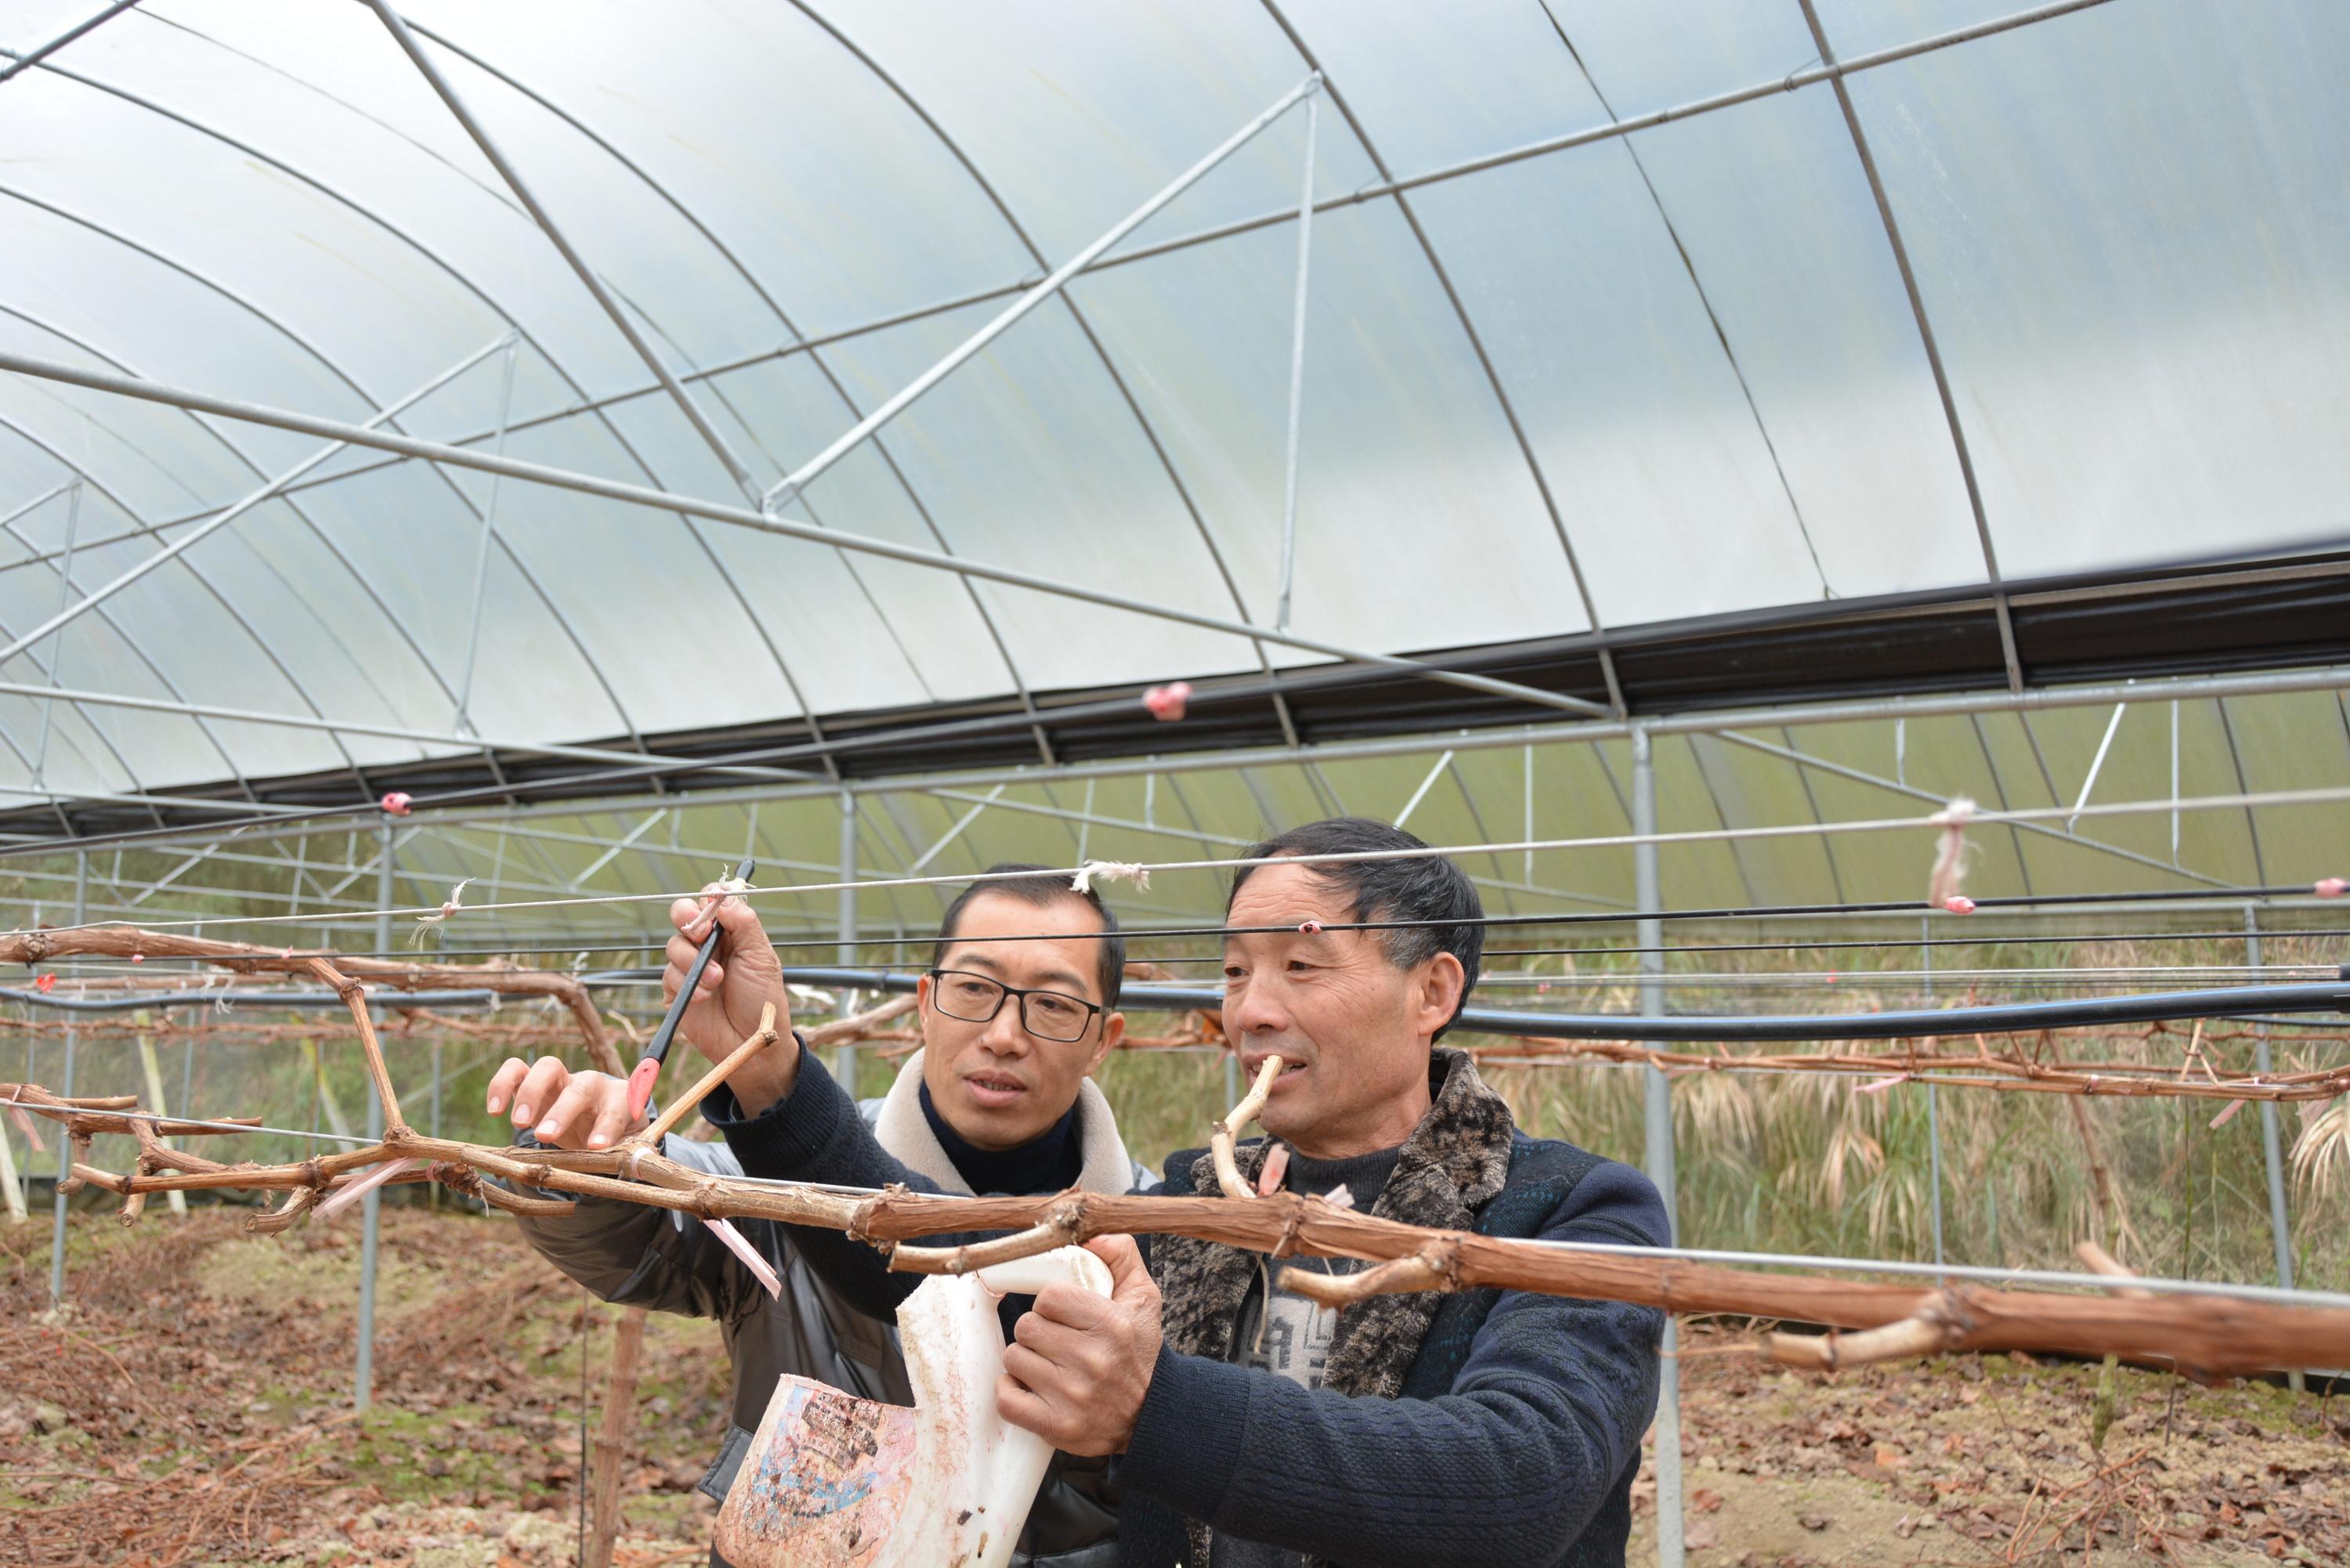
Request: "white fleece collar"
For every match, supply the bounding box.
[872,1049,1137,1198]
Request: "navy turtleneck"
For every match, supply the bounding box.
[918,1078,1084,1195]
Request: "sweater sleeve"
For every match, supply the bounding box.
[701,1042,946,1321]
[1118,1161,1668,1568]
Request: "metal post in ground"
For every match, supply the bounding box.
[1922,917,1946,1276]
[833,791,859,1093]
[1631,728,1683,1568]
[356,824,393,1411]
[429,1037,443,1212]
[2244,905,2302,1393]
[46,850,86,1306]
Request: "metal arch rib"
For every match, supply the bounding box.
[0,182,652,763]
[1253,0,1628,717]
[389,21,966,772]
[0,346,1625,724]
[0,406,355,804]
[1533,3,1831,601]
[0,1,143,84]
[786,0,1308,750]
[0,300,430,792]
[0,188,527,724]
[0,415,271,803]
[1793,0,2023,693]
[0,490,153,831]
[364,0,761,504]
[20,52,839,775]
[128,0,2122,526]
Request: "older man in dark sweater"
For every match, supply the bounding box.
[663,818,1668,1568]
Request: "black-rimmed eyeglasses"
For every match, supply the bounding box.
[926,969,1104,1042]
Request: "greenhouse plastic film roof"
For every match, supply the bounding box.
[0,0,2345,865]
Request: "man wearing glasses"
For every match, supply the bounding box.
[667,818,1667,1568]
[487,865,1152,1568]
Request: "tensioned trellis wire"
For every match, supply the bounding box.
[5,784,2345,938]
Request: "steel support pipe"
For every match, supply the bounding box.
[0,349,1606,720]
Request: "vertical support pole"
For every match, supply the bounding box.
[455,335,520,732]
[356,824,393,1411]
[31,482,82,789]
[2243,906,2302,1393]
[47,850,86,1306]
[586,1305,649,1568]
[20,1033,35,1218]
[1922,917,1946,1277]
[1274,91,1318,633]
[429,1037,444,1212]
[833,791,859,1093]
[0,1091,21,1223]
[2168,700,2181,865]
[135,1014,187,1218]
[1523,744,1535,887]
[1630,728,1683,1568]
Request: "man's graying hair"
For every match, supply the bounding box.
[1226,817,1483,1040]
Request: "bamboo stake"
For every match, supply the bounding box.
[134,1022,187,1217]
[584,1306,647,1568]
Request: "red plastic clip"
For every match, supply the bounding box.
[380,791,414,816]
[1141,681,1192,722]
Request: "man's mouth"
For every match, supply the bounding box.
[1241,1054,1308,1092]
[961,1072,1029,1108]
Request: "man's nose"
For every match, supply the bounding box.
[979,996,1034,1055]
[1225,974,1291,1038]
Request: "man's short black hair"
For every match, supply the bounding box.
[1226,817,1482,1039]
[933,864,1125,1010]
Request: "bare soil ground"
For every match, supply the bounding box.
[1632,1325,2349,1566]
[4,1207,2344,1566]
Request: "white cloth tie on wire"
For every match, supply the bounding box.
[1927,797,1976,912]
[1072,860,1150,894]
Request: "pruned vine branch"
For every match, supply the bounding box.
[12,1070,2348,1378]
[11,927,2350,1380]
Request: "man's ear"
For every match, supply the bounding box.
[913,972,934,1046]
[1412,953,1466,1041]
[1086,1010,1124,1075]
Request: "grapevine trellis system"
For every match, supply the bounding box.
[6,0,2350,1562]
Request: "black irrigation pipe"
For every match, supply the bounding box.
[573,965,2350,1044]
[252,883,2350,962]
[8,967,2347,1042]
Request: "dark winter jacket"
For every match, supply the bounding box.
[706,1045,1671,1568]
[513,1050,1152,1568]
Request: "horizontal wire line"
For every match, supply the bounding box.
[11,784,2348,939]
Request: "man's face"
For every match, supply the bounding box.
[1220,862,1464,1160]
[917,892,1124,1152]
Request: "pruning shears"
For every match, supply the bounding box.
[626,856,756,1122]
